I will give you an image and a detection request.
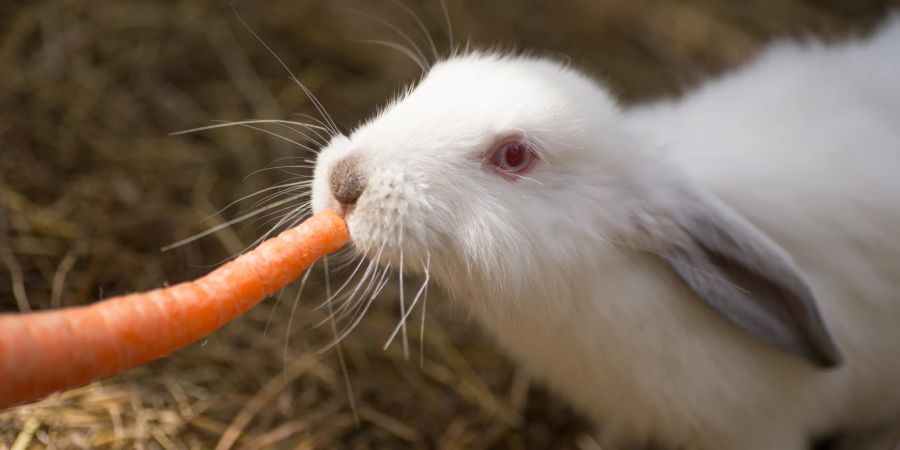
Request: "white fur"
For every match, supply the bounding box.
[312,17,900,450]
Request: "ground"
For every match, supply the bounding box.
[0,1,895,448]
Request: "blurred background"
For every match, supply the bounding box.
[0,0,896,448]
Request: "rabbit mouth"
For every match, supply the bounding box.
[316,201,434,357]
[344,204,432,274]
[336,164,440,275]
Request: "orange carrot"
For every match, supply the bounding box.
[0,210,348,410]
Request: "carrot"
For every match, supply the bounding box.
[0,210,348,410]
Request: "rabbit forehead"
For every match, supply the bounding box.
[349,53,619,159]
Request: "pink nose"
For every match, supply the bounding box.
[329,154,366,211]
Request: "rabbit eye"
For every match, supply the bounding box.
[490,141,537,177]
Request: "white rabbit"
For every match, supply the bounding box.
[311,16,900,450]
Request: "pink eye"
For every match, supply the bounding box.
[490,141,537,177]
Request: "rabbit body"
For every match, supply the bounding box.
[556,19,900,449]
[312,18,900,450]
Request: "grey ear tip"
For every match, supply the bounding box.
[808,322,845,369]
[817,358,844,370]
[810,346,845,370]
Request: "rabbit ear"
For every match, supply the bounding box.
[652,191,843,368]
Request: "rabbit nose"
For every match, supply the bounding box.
[329,155,367,210]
